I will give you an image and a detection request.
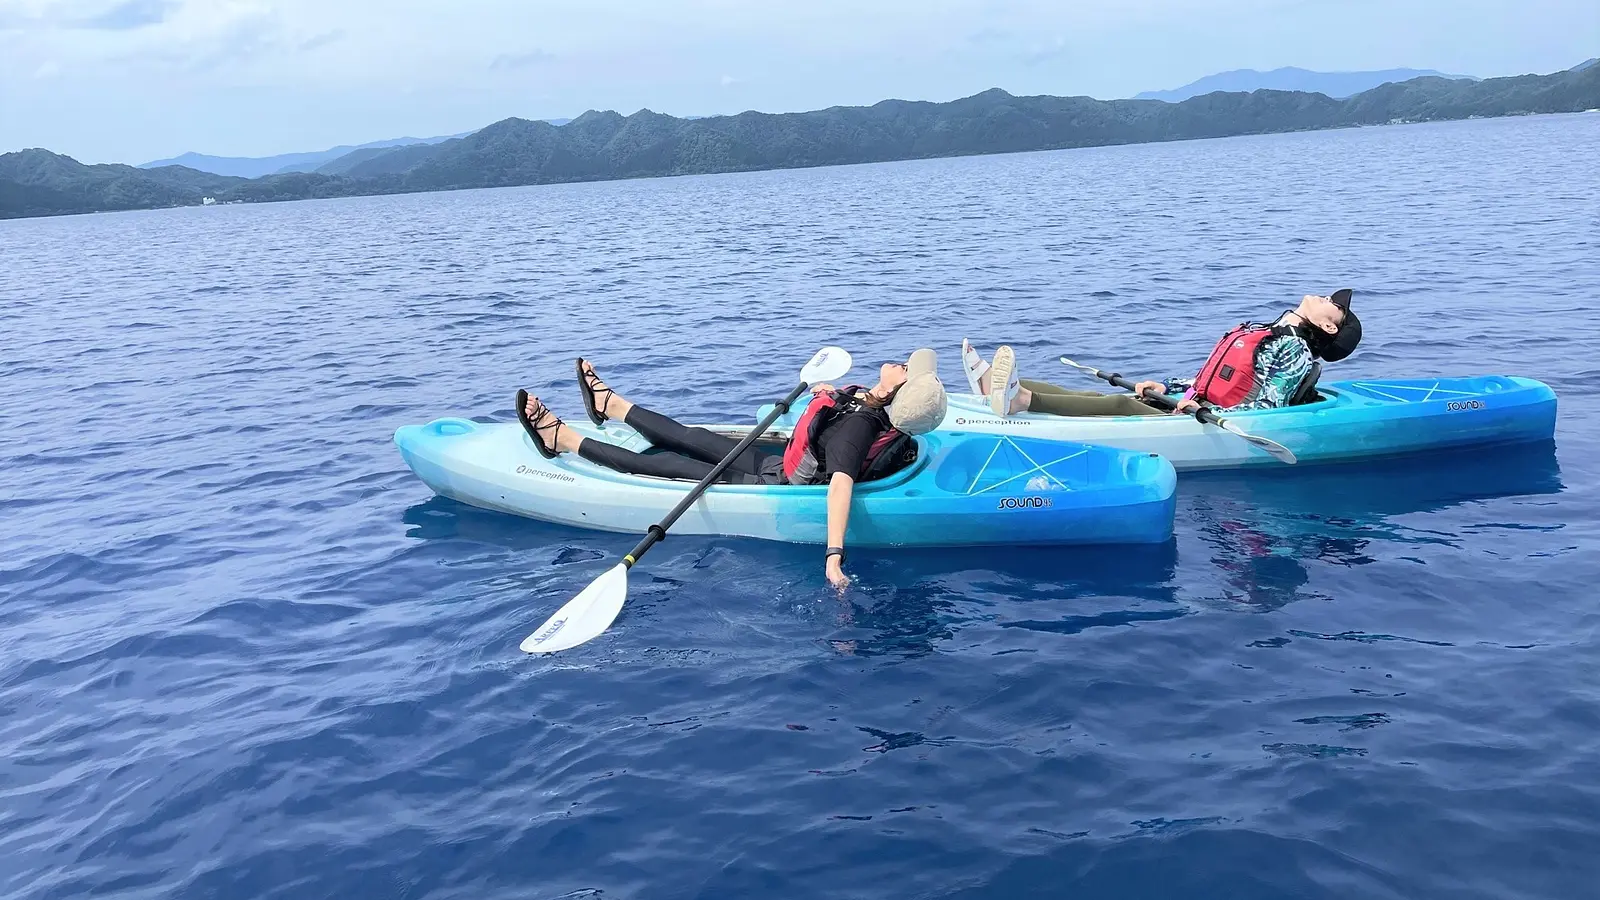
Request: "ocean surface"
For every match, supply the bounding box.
[3,113,1598,899]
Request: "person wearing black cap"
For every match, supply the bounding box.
[965,289,1362,417]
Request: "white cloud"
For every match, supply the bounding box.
[491,49,556,71]
[0,0,178,31]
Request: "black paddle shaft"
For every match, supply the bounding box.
[621,380,812,567]
[1091,368,1227,428]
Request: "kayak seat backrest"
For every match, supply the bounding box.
[858,432,919,483]
[1289,361,1323,406]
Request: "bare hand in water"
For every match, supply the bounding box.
[826,557,850,590]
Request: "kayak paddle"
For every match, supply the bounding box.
[1059,356,1298,465]
[519,346,856,653]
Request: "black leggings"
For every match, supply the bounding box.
[579,405,786,485]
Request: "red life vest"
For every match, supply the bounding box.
[1189,322,1299,408]
[782,386,913,485]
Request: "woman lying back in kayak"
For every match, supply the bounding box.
[517,350,947,588]
[966,290,1363,417]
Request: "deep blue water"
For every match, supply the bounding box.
[3,113,1599,900]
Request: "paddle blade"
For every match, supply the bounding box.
[1223,424,1298,465]
[802,346,853,385]
[1245,433,1298,465]
[520,563,629,653]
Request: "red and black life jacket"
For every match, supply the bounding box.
[782,386,915,486]
[1189,322,1302,408]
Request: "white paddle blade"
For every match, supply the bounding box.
[802,346,853,385]
[520,563,629,653]
[1247,434,1298,465]
[1223,424,1298,465]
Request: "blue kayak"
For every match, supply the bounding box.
[394,416,1178,546]
[768,375,1558,471]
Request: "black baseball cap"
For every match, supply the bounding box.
[1320,288,1362,362]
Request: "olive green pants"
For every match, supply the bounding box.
[1020,379,1167,417]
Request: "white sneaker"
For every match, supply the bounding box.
[987,345,1020,416]
[961,338,991,395]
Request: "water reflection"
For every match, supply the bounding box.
[1182,441,1563,610]
[402,494,577,549]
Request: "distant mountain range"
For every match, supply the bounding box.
[137,134,468,179]
[1135,66,1480,102]
[6,61,1598,220]
[135,122,571,178]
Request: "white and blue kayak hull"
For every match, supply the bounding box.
[768,375,1556,472]
[394,417,1177,546]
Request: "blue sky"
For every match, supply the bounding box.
[1,0,1594,164]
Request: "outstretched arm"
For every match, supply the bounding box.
[824,471,855,588]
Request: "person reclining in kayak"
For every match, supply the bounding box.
[516,350,948,589]
[966,290,1363,418]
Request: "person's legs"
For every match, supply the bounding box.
[621,405,774,477]
[1020,379,1106,398]
[967,342,1100,397]
[574,360,776,477]
[520,392,778,482]
[979,347,1166,417]
[1024,389,1166,417]
[577,439,770,484]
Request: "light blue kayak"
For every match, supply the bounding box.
[770,375,1558,471]
[394,416,1178,546]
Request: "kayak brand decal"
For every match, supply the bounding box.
[1446,400,1486,411]
[531,617,567,644]
[517,464,576,483]
[954,416,1030,427]
[997,495,1053,509]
